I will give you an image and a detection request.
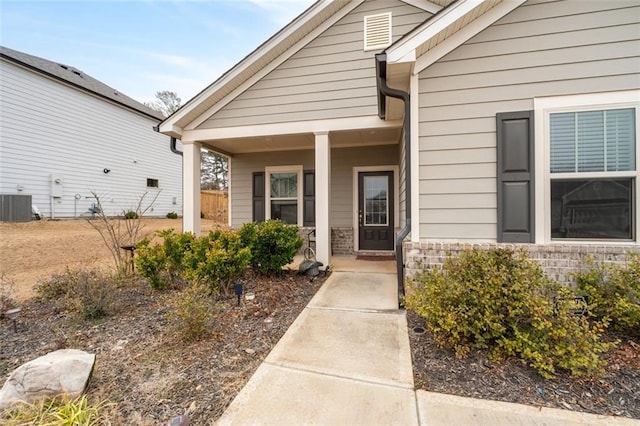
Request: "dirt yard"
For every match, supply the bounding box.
[0,218,221,300]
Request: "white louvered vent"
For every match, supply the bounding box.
[364,12,392,51]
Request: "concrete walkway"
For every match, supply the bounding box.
[217,265,638,426]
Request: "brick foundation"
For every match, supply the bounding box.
[298,227,354,255]
[331,227,354,255]
[404,242,639,286]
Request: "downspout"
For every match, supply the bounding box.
[169,137,183,157]
[154,126,184,218]
[375,53,411,309]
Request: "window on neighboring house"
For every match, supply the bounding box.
[549,107,636,240]
[147,178,159,188]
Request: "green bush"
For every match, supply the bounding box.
[239,220,302,275]
[136,228,249,294]
[136,229,195,290]
[184,229,251,294]
[406,248,614,378]
[124,210,139,219]
[168,280,214,342]
[575,255,640,334]
[36,268,121,320]
[166,211,178,219]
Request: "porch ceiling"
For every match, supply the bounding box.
[203,126,402,155]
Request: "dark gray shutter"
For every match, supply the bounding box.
[252,172,265,222]
[496,111,534,243]
[303,170,315,226]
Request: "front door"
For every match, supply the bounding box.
[358,171,394,251]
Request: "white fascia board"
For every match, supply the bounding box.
[386,0,485,64]
[402,0,444,14]
[186,0,365,131]
[159,123,184,138]
[414,0,526,73]
[181,116,403,142]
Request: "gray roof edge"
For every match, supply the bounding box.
[0,45,164,121]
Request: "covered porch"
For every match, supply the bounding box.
[179,117,404,267]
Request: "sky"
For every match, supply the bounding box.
[0,0,315,106]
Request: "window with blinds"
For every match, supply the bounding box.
[550,108,635,173]
[549,107,636,240]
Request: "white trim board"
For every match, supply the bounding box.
[181,116,403,142]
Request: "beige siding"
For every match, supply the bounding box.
[418,0,640,241]
[230,145,399,228]
[399,129,407,229]
[199,0,429,129]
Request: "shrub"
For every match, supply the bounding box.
[124,210,139,219]
[168,280,214,342]
[136,230,195,290]
[575,255,640,335]
[166,211,178,219]
[183,229,251,294]
[1,395,112,425]
[239,220,302,275]
[37,268,120,319]
[406,248,614,378]
[137,228,249,294]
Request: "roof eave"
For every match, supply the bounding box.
[1,50,164,121]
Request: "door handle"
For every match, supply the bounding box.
[359,210,363,226]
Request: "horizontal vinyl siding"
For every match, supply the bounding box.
[418,0,640,242]
[198,0,429,129]
[231,144,399,228]
[0,60,182,218]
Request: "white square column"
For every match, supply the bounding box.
[314,131,331,266]
[182,140,201,235]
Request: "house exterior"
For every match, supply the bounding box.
[159,0,640,300]
[0,46,182,220]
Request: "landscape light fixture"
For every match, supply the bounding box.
[5,308,21,333]
[234,282,244,306]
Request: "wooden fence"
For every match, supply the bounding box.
[201,190,228,223]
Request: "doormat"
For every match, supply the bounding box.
[356,255,396,261]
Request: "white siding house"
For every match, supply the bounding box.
[158,0,639,303]
[0,46,182,219]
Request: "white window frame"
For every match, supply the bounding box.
[534,90,640,244]
[265,165,303,226]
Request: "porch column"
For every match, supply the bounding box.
[314,131,331,267]
[182,140,201,236]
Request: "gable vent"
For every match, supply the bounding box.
[364,12,392,51]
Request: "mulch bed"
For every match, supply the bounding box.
[407,311,640,420]
[1,270,325,424]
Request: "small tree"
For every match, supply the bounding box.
[145,90,181,117]
[86,191,160,272]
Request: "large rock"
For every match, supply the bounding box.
[0,349,95,409]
